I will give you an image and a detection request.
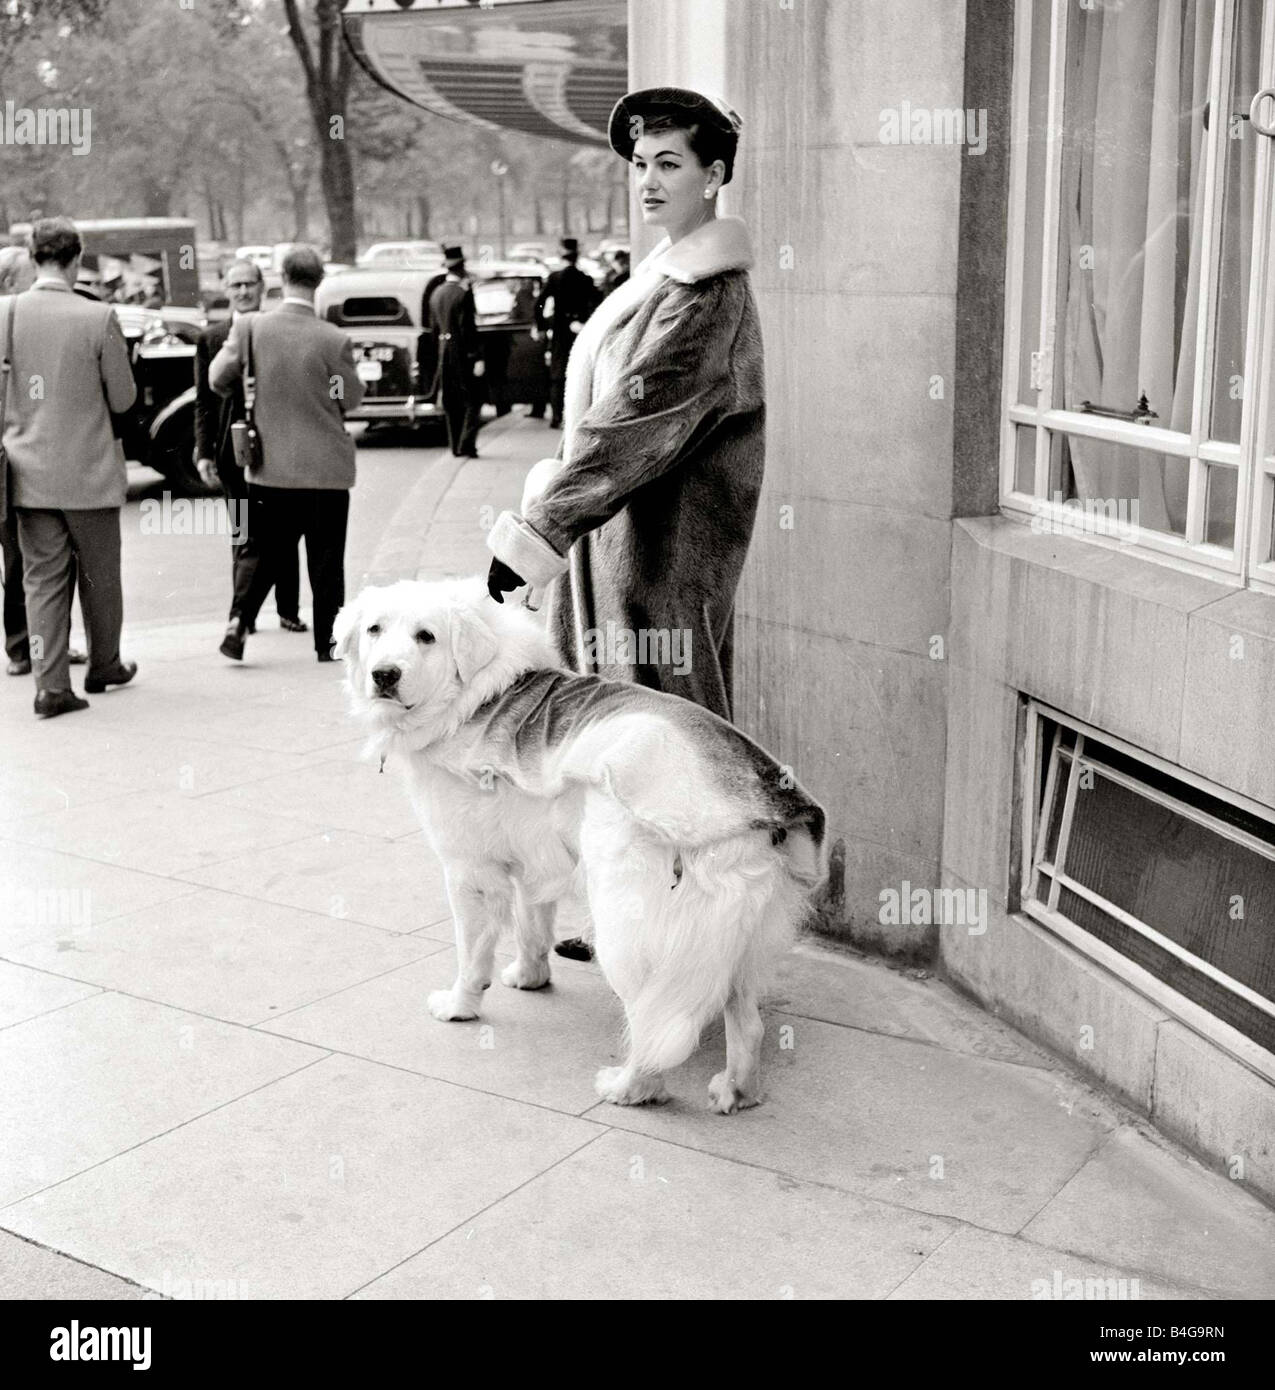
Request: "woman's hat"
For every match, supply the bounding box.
[608,87,743,181]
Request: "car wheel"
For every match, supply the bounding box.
[157,440,219,497]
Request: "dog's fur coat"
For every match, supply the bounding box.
[335,578,826,1112]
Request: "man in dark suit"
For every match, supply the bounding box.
[534,237,600,429]
[428,246,485,458]
[211,245,364,664]
[195,260,304,635]
[1,217,138,718]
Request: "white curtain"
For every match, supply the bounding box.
[1060,0,1258,538]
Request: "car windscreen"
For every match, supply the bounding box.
[473,277,538,323]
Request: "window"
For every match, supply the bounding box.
[1022,703,1275,1063]
[1003,0,1275,589]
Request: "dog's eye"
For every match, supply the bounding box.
[415,629,435,645]
[366,624,381,636]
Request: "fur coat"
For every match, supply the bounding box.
[487,215,764,720]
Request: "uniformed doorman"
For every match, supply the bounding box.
[428,245,485,458]
[534,237,600,429]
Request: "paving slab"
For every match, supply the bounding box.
[888,1225,1215,1301]
[588,1016,1117,1234]
[0,961,100,1031]
[199,758,421,840]
[175,827,453,936]
[0,1055,601,1300]
[0,842,198,953]
[261,946,626,1114]
[0,723,314,799]
[0,991,324,1206]
[773,943,1056,1068]
[4,886,446,1027]
[1022,1126,1275,1299]
[355,1128,955,1301]
[0,1230,152,1301]
[0,792,321,878]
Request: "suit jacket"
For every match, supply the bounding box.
[535,265,599,370]
[210,300,364,490]
[427,277,481,396]
[194,317,242,475]
[0,280,137,513]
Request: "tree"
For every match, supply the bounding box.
[281,0,355,260]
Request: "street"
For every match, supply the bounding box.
[120,425,447,631]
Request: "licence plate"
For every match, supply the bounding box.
[357,359,383,382]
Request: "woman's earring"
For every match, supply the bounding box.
[703,188,714,199]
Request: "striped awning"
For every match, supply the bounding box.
[341,0,628,147]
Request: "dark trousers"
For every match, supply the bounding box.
[217,462,300,624]
[549,373,567,426]
[3,506,78,664]
[440,374,481,457]
[231,485,348,655]
[14,507,122,694]
[2,506,30,661]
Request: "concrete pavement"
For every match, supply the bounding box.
[1,414,1273,1300]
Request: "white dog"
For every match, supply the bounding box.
[333,578,826,1113]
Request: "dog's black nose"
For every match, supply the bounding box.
[372,664,401,691]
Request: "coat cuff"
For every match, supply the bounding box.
[487,510,568,588]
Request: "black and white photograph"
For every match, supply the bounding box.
[0,0,1272,1341]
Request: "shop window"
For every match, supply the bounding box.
[1002,0,1275,591]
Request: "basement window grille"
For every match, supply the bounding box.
[1023,703,1275,1058]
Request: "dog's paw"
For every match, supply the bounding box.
[595,1065,670,1107]
[427,989,479,1022]
[501,957,552,990]
[708,1071,760,1115]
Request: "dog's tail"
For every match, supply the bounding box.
[619,831,802,1077]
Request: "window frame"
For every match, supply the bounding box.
[1000,0,1275,591]
[1020,699,1275,1082]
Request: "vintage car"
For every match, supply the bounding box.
[314,264,550,432]
[105,302,209,494]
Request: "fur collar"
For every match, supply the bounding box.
[646,215,753,284]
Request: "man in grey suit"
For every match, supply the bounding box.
[211,245,364,663]
[0,217,138,718]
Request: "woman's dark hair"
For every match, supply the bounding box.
[639,110,737,185]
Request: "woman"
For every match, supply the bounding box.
[486,86,764,724]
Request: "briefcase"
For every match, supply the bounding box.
[229,316,263,474]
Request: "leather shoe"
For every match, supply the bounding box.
[68,648,87,665]
[84,660,137,694]
[553,937,594,962]
[219,622,246,661]
[316,650,337,663]
[280,616,309,633]
[7,657,31,676]
[34,689,89,719]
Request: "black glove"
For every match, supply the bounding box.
[487,557,526,604]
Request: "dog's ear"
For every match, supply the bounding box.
[448,602,499,684]
[331,592,364,662]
